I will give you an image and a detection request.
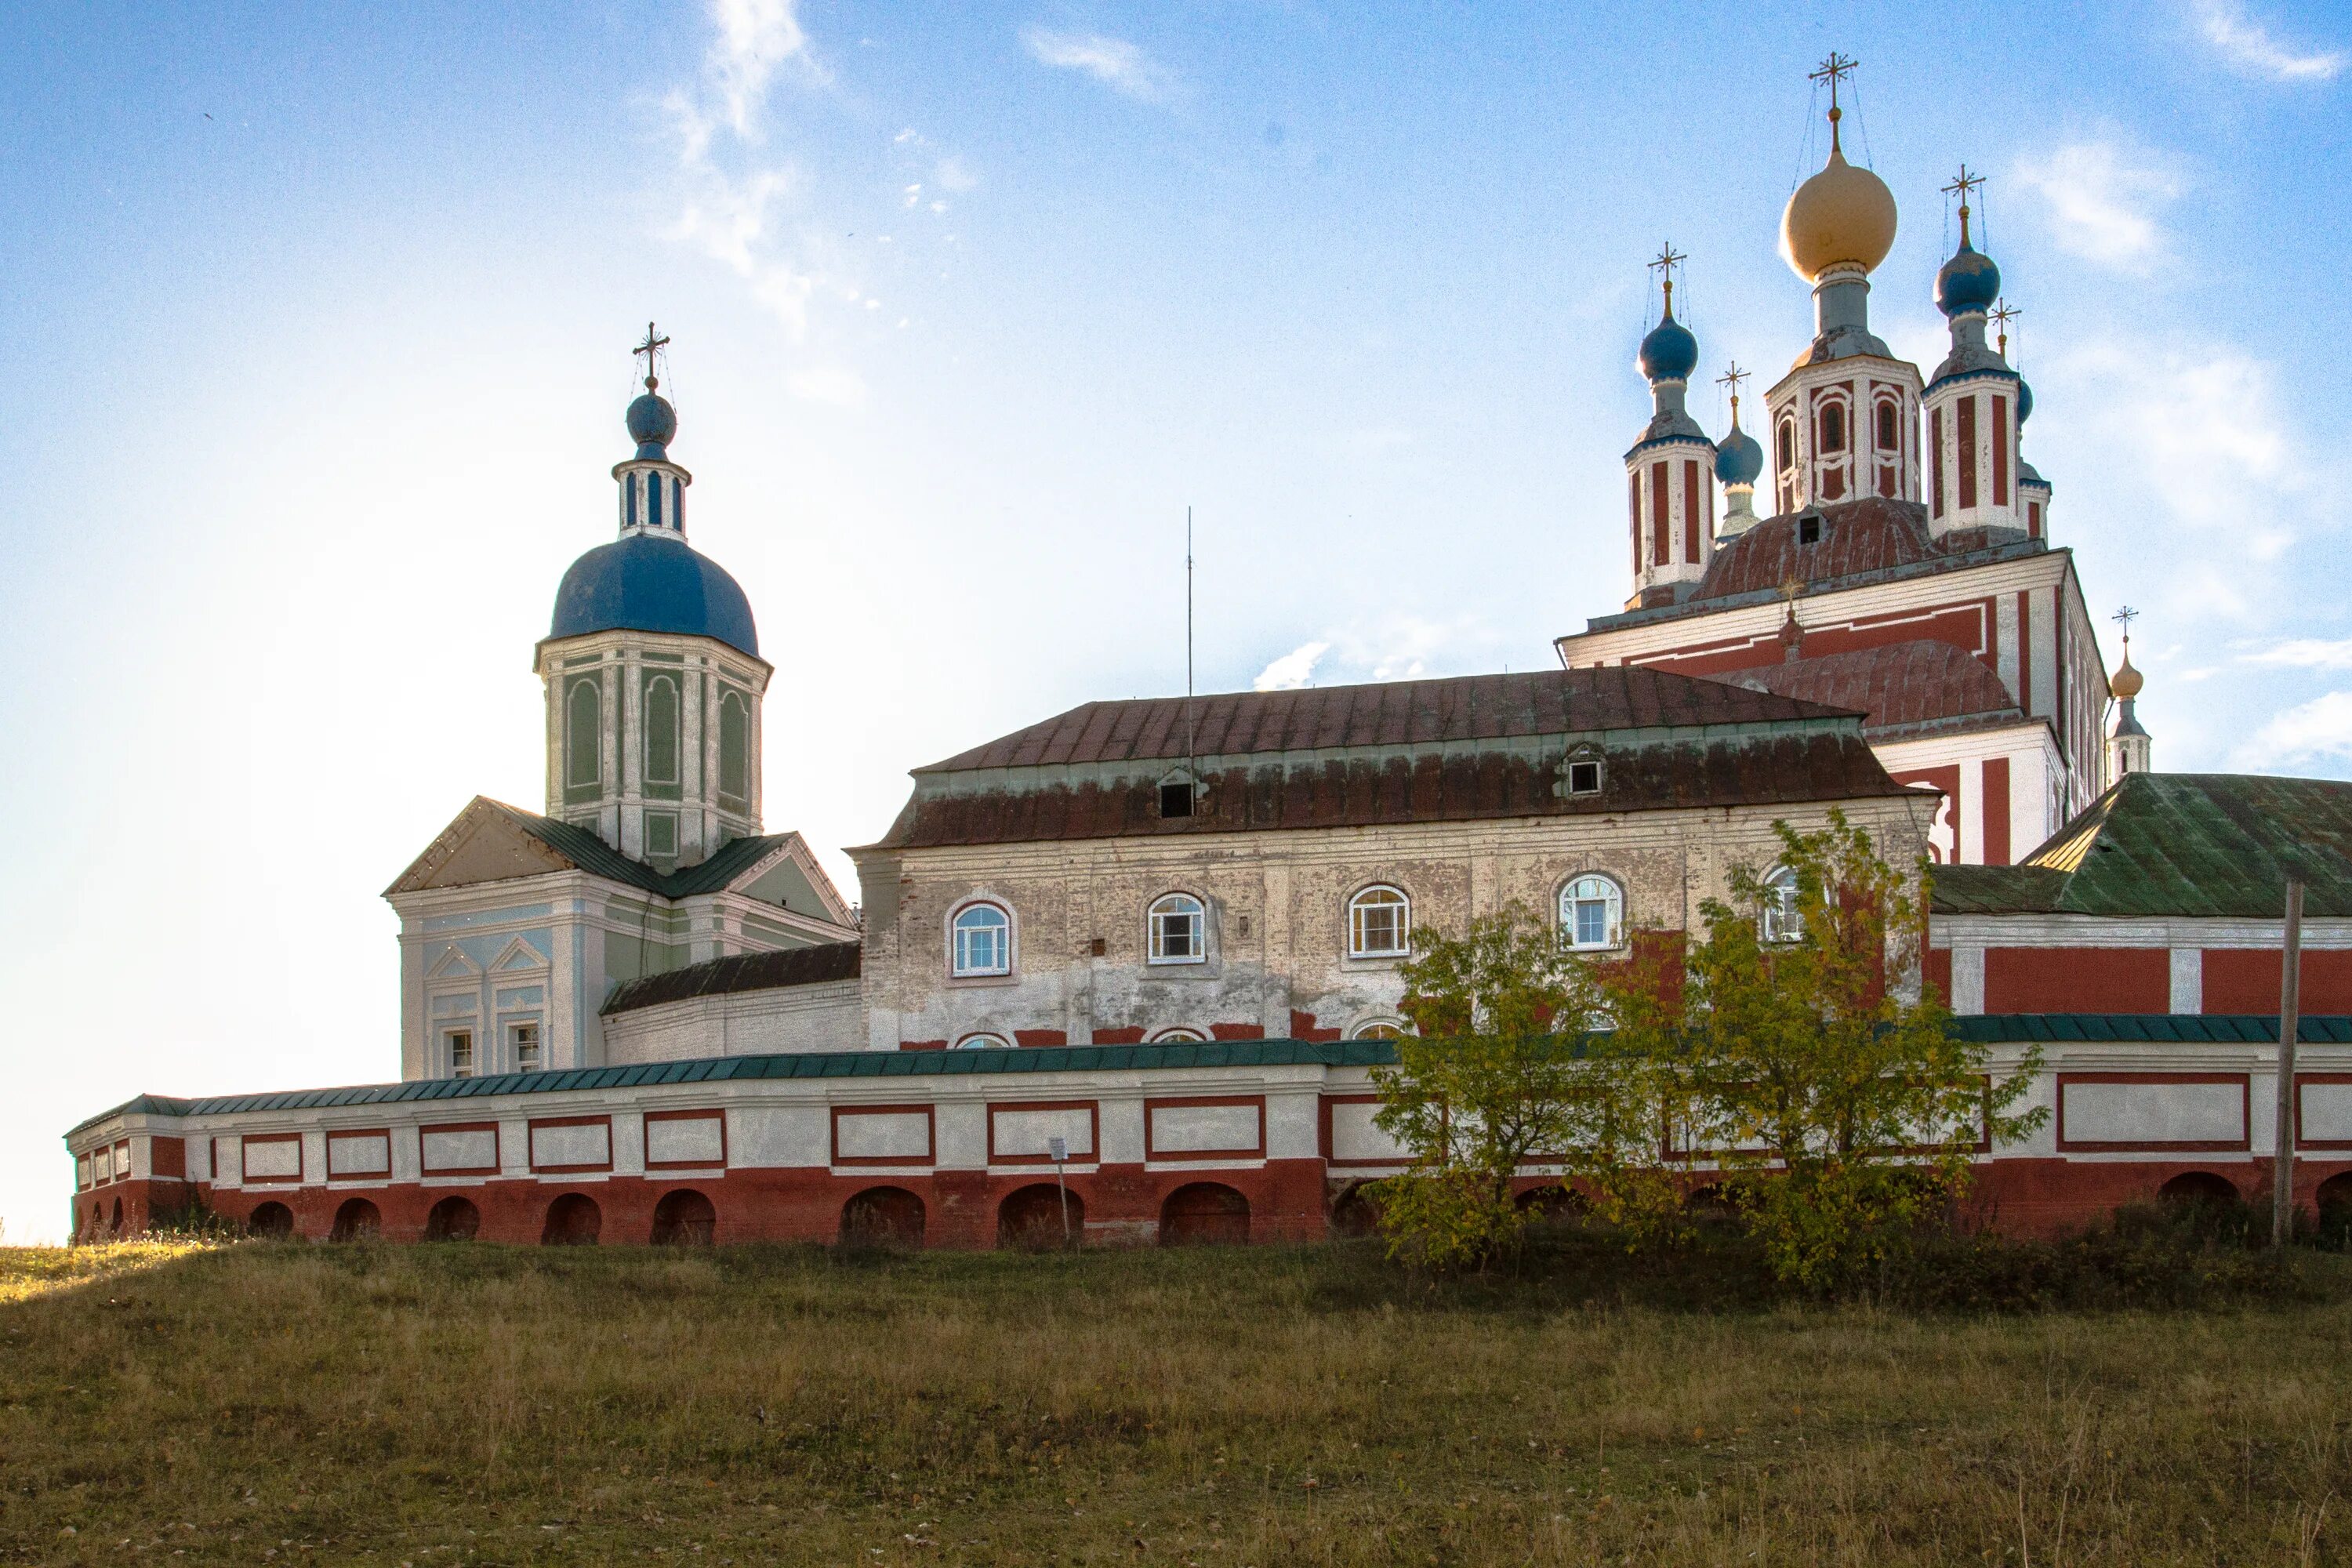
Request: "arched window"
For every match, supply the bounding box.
[1348,885,1410,958]
[717,689,749,804]
[1149,1027,1207,1044]
[954,1032,1011,1050]
[1559,875,1624,951]
[565,679,601,789]
[644,674,681,786]
[1761,866,1804,943]
[1351,1018,1406,1040]
[1819,400,1846,453]
[1148,893,1207,964]
[950,902,1011,977]
[1875,398,1900,452]
[1777,416,1797,472]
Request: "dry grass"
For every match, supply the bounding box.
[3,1239,2350,1564]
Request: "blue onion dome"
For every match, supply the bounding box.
[2017,378,2034,423]
[626,391,678,459]
[1715,423,1763,486]
[550,532,758,657]
[1935,239,2002,318]
[1638,310,1699,383]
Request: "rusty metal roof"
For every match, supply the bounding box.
[1932,772,2352,918]
[918,666,1855,772]
[602,942,862,1017]
[1724,639,2024,739]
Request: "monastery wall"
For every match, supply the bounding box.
[603,978,865,1062]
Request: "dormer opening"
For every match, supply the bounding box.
[1158,769,1198,819]
[1797,510,1826,546]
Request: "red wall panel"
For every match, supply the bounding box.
[1984,946,2168,1013]
[2202,949,2352,1015]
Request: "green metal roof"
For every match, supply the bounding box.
[67,1017,2350,1142]
[1931,773,2352,919]
[499,805,797,898]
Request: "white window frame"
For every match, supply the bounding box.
[949,901,1013,978]
[1149,1027,1207,1044]
[509,1020,542,1073]
[1147,893,1208,966]
[1761,866,1805,944]
[954,1032,1011,1050]
[1350,1018,1407,1040]
[446,1028,475,1079]
[1346,885,1412,959]
[1559,874,1625,953]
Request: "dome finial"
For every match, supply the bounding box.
[633,321,670,394]
[1809,52,1857,153]
[1941,165,1986,251]
[2111,605,2144,699]
[1635,241,1699,385]
[1989,298,2019,358]
[1782,57,1896,285]
[1717,361,1749,429]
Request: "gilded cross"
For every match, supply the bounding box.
[1988,299,2020,356]
[1809,52,1857,107]
[1649,241,1686,312]
[2113,605,2138,633]
[633,321,670,391]
[1942,165,1986,245]
[1717,362,1749,423]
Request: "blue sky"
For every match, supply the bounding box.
[2,0,2347,1241]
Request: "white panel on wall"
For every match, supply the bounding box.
[836,1111,931,1160]
[1329,1102,1406,1163]
[647,1116,725,1167]
[243,1138,300,1180]
[728,1105,828,1168]
[328,1134,391,1177]
[74,1153,90,1189]
[2063,1080,2243,1145]
[1151,1102,1261,1155]
[2303,1083,2352,1144]
[422,1128,499,1173]
[113,1144,131,1178]
[532,1121,612,1169]
[993,1107,1094,1160]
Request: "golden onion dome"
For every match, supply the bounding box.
[1780,114,1898,282]
[2111,652,2144,700]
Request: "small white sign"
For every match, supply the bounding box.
[1047,1134,1069,1162]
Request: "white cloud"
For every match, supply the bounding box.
[935,155,979,193]
[709,0,816,137]
[2239,638,2352,670]
[786,364,868,407]
[2013,140,2183,271]
[2197,1,2344,81]
[2237,691,2352,768]
[1022,27,1172,100]
[1254,641,1330,691]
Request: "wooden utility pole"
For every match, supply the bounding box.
[2274,877,2304,1247]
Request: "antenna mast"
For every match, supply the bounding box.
[1185,506,1198,777]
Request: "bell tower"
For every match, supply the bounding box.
[1623,243,1717,608]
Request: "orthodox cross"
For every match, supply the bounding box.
[1988,299,2020,357]
[2113,604,2138,650]
[1717,362,1749,424]
[1810,53,1857,145]
[1942,165,1985,244]
[1649,241,1686,314]
[633,321,670,391]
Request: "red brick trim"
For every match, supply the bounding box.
[831,1104,936,1167]
[325,1129,394,1182]
[419,1120,503,1177]
[643,1109,728,1171]
[527,1115,615,1174]
[240,1132,303,1185]
[986,1100,1099,1165]
[1209,1022,1267,1041]
[2056,1072,2250,1153]
[1144,1094,1266,1162]
[2296,1073,2352,1152]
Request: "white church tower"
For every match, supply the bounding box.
[537,327,773,870]
[1624,245,1717,608]
[1921,169,2029,539]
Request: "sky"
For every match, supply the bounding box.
[2,0,2348,1242]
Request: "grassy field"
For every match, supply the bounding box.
[5,1238,2352,1566]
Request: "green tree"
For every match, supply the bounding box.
[1650,811,2047,1290]
[1370,903,1675,1271]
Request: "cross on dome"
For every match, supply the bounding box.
[1809,52,1857,146]
[1716,361,1748,420]
[1649,241,1686,311]
[633,321,670,392]
[1942,165,1986,246]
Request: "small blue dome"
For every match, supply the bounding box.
[2016,378,2034,423]
[550,532,758,657]
[626,392,678,459]
[1714,424,1764,486]
[1637,312,1699,383]
[1935,242,2002,318]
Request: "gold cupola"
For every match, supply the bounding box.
[1780,106,1898,282]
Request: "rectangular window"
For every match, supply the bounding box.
[1566,759,1602,795]
[1149,901,1205,964]
[1573,898,1610,949]
[2029,499,2042,537]
[1991,394,2009,506]
[1929,406,1945,517]
[1682,459,1700,563]
[1650,462,1669,568]
[448,1029,474,1079]
[1958,395,1979,510]
[510,1022,541,1073]
[644,811,678,857]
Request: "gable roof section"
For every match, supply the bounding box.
[1930,773,2352,918]
[602,941,862,1016]
[1724,640,2026,739]
[386,797,837,908]
[875,667,1910,851]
